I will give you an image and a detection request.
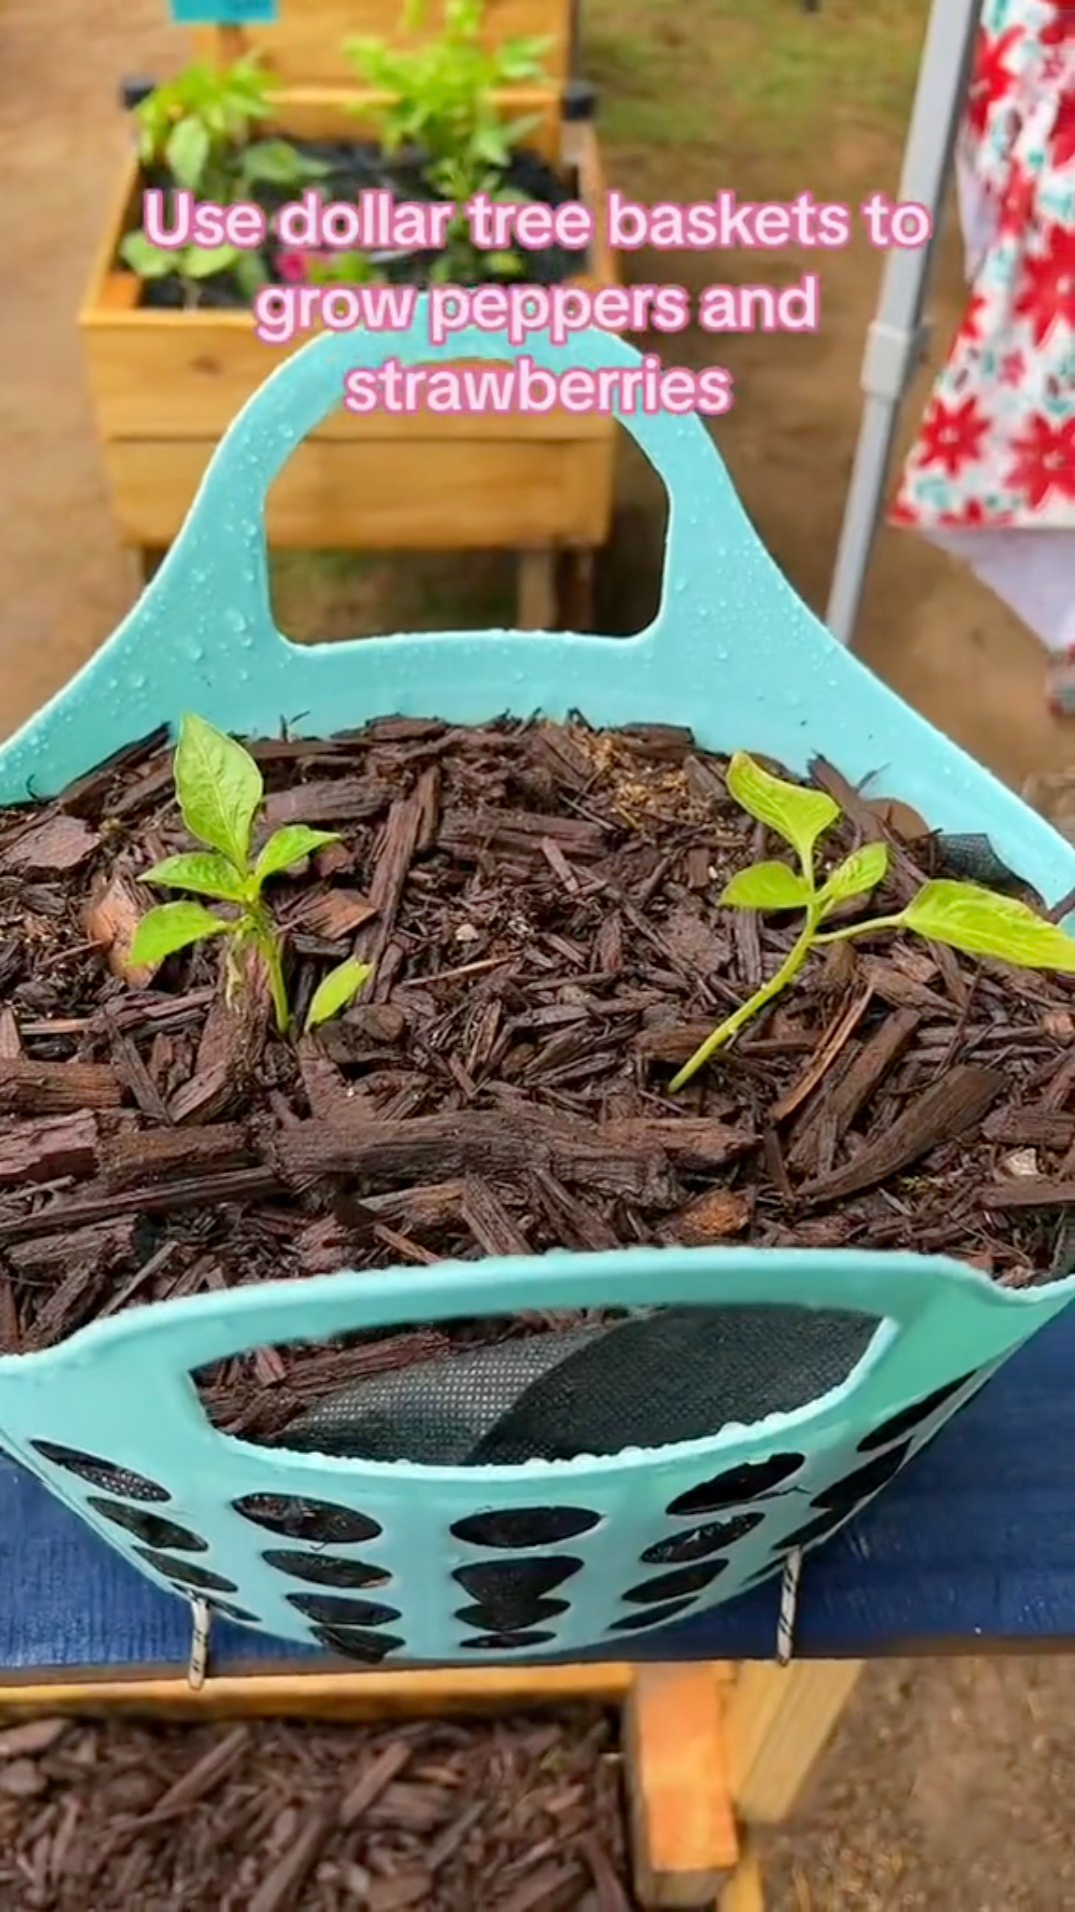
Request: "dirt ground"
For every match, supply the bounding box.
[1,0,1074,1904]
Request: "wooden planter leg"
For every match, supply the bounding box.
[517,549,558,630]
[557,548,596,632]
[624,1664,739,1908]
[718,1840,765,1912]
[725,1660,864,1825]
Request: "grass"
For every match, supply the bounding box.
[584,0,928,154]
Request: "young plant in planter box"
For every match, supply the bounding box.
[345,0,555,285]
[119,57,330,305]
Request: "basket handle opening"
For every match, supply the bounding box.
[8,1245,1060,1477]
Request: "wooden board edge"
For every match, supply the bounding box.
[624,1664,740,1905]
[79,152,142,330]
[0,1662,636,1720]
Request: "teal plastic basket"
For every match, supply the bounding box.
[0,307,1073,1666]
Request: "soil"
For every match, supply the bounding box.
[135,144,587,309]
[0,1705,633,1910]
[1,716,1073,1460]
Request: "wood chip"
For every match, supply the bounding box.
[0,1111,98,1186]
[0,1058,121,1115]
[2,813,99,874]
[658,1187,751,1244]
[800,1066,1007,1205]
[82,871,157,986]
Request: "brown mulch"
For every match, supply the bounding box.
[0,1705,634,1910]
[0,715,1073,1445]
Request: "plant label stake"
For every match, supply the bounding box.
[168,0,277,23]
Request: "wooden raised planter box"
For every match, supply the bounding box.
[79,4,619,627]
[0,1660,759,1908]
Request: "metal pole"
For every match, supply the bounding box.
[826,0,982,647]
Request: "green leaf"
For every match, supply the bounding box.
[499,112,543,149]
[254,825,341,886]
[726,752,840,873]
[819,841,890,912]
[174,712,263,870]
[233,250,268,300]
[240,137,309,185]
[166,115,211,190]
[720,862,813,912]
[126,901,232,969]
[487,249,524,277]
[305,958,375,1032]
[119,231,173,279]
[901,880,1075,973]
[182,244,240,281]
[473,124,509,165]
[140,852,247,901]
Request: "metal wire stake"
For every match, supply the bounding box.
[776,1549,803,1666]
[187,1598,211,1691]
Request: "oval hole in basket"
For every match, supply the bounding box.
[667,1454,804,1518]
[459,1632,556,1651]
[455,1599,569,1630]
[808,1440,913,1512]
[857,1374,976,1452]
[311,1625,404,1663]
[133,1550,239,1593]
[641,1512,764,1565]
[29,1442,170,1503]
[453,1558,582,1604]
[450,1507,601,1549]
[622,1561,727,1605]
[206,1599,262,1625]
[607,1597,697,1633]
[771,1510,849,1554]
[86,1498,209,1553]
[232,1494,382,1544]
[262,1549,390,1589]
[286,1593,401,1627]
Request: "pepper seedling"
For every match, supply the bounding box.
[345,0,551,283]
[126,714,373,1036]
[669,751,1075,1092]
[121,59,328,301]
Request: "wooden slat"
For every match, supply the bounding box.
[101,435,613,549]
[624,1665,740,1906]
[82,308,612,445]
[725,1661,865,1825]
[190,0,571,89]
[252,84,560,159]
[0,1663,634,1721]
[719,1842,766,1912]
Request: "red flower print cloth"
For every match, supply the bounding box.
[893,0,1075,664]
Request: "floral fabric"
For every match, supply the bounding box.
[892,0,1075,535]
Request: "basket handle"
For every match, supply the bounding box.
[14,1246,1070,1437]
[0,302,769,804]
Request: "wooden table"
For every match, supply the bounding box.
[2,1306,1072,1907]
